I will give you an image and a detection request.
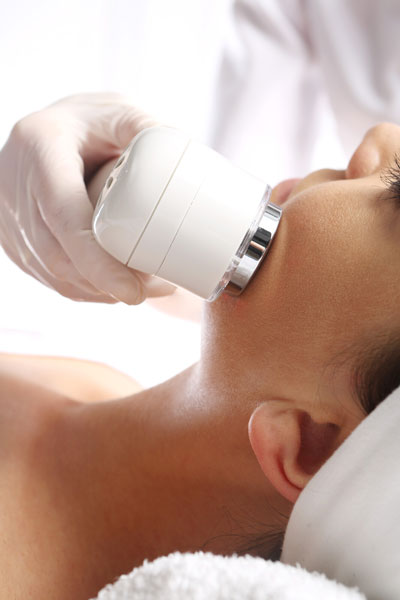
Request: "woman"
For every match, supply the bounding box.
[0,121,399,599]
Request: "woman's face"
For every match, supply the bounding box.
[203,123,400,433]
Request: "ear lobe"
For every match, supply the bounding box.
[248,402,340,504]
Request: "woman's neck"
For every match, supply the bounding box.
[48,363,287,595]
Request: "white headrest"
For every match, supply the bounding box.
[282,385,400,600]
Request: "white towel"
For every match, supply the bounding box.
[92,552,365,599]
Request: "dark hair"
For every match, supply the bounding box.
[235,527,284,561]
[352,333,400,416]
[229,502,286,561]
[202,502,286,562]
[238,334,400,561]
[209,336,400,562]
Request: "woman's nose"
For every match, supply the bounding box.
[346,122,400,179]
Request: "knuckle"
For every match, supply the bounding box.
[10,108,67,152]
[11,112,46,144]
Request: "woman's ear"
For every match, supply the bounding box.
[248,401,341,503]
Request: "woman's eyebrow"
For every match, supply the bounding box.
[381,154,400,208]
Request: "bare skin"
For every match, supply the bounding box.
[0,358,280,599]
[0,123,399,598]
[0,353,143,401]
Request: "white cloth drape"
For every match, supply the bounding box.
[282,385,400,600]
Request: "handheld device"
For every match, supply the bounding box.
[92,127,282,301]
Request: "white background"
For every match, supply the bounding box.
[0,0,346,387]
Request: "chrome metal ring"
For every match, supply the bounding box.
[224,201,282,296]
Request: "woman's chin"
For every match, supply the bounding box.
[271,178,301,206]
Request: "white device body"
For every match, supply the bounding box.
[92,127,281,300]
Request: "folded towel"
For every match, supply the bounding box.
[92,551,365,599]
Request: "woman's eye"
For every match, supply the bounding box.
[381,155,400,208]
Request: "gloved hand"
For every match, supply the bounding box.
[0,93,175,304]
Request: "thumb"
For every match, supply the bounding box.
[53,92,160,148]
[82,95,161,152]
[77,98,162,176]
[107,103,161,149]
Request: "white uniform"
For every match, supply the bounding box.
[0,0,399,385]
[210,0,400,182]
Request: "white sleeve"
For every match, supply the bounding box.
[305,0,400,156]
[207,0,327,184]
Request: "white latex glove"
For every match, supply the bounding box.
[0,93,175,304]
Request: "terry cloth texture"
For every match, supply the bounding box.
[92,551,365,599]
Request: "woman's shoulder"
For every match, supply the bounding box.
[0,352,143,402]
[0,353,144,597]
[0,351,144,467]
